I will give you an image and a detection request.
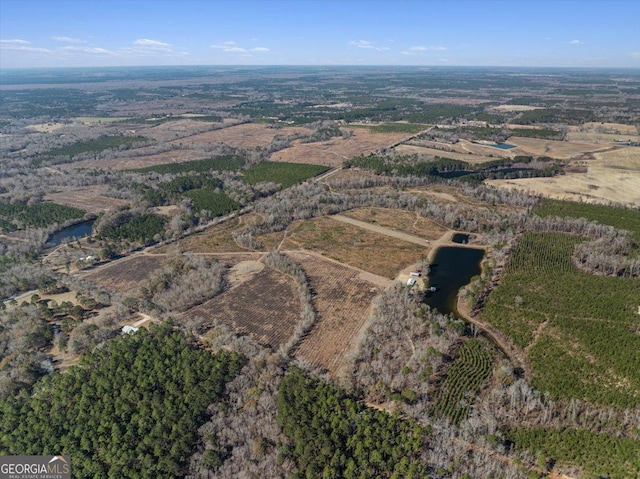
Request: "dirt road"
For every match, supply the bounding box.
[330,214,429,246]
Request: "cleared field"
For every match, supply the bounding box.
[185,266,301,349]
[340,207,449,241]
[282,216,429,279]
[45,187,129,213]
[491,105,544,112]
[288,251,380,375]
[271,129,409,167]
[82,255,166,294]
[488,146,640,206]
[153,217,248,253]
[141,118,226,142]
[393,143,507,165]
[581,122,639,136]
[170,123,308,149]
[507,136,609,159]
[60,149,208,171]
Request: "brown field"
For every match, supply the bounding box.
[393,140,510,164]
[169,122,309,149]
[322,168,381,186]
[288,251,380,376]
[45,187,129,213]
[491,105,544,112]
[153,217,249,254]
[140,119,226,142]
[271,128,409,167]
[507,136,610,160]
[581,122,639,136]
[487,146,640,206]
[341,207,449,240]
[282,216,429,279]
[565,124,640,145]
[184,266,301,349]
[60,148,209,171]
[82,255,166,295]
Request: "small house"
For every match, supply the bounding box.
[122,325,139,334]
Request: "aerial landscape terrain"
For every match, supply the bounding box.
[1,1,639,478]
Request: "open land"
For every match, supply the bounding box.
[186,266,301,349]
[288,251,381,376]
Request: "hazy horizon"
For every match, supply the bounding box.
[1,0,639,69]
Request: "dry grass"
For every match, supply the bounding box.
[61,149,208,171]
[82,255,166,295]
[394,141,509,165]
[507,136,609,160]
[282,216,429,279]
[491,105,545,112]
[155,217,247,254]
[186,266,301,349]
[487,146,640,206]
[341,207,449,240]
[271,128,409,167]
[288,251,380,375]
[45,187,129,213]
[169,123,309,149]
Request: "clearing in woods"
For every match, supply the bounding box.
[184,266,301,349]
[45,187,129,213]
[81,255,166,294]
[281,216,429,279]
[288,251,381,376]
[169,123,309,149]
[340,207,449,241]
[487,146,640,206]
[271,128,411,167]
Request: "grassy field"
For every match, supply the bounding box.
[282,216,428,279]
[341,207,449,241]
[481,231,640,408]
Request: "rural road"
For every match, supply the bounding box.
[330,214,429,246]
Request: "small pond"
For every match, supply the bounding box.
[490,143,517,149]
[46,219,95,247]
[424,246,484,317]
[451,233,470,244]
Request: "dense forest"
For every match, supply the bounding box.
[0,323,246,478]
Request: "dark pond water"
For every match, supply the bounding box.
[46,219,95,247]
[451,233,470,244]
[424,246,484,316]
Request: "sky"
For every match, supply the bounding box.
[0,0,639,69]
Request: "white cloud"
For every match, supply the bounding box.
[631,51,640,59]
[349,40,374,49]
[400,51,412,56]
[0,39,31,45]
[0,39,50,53]
[51,36,86,44]
[133,38,171,49]
[568,39,583,45]
[211,41,268,54]
[61,46,115,55]
[410,45,447,52]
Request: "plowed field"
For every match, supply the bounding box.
[288,251,380,375]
